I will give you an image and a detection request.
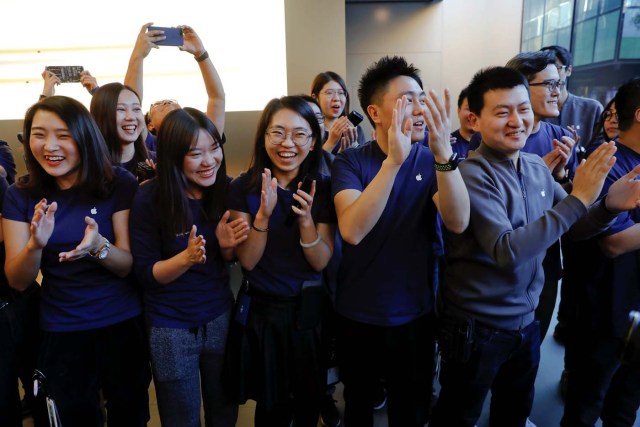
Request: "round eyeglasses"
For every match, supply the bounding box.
[265,128,313,147]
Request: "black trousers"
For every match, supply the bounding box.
[37,316,151,427]
[0,286,47,427]
[337,313,435,427]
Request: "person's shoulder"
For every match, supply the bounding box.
[569,93,603,110]
[112,165,138,183]
[539,120,570,137]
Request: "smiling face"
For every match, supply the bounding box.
[317,80,347,121]
[264,108,315,184]
[29,110,81,189]
[370,75,427,143]
[116,89,144,145]
[528,63,561,123]
[182,129,223,199]
[471,85,534,160]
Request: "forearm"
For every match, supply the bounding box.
[199,56,226,133]
[151,251,193,285]
[299,222,333,272]
[567,198,617,241]
[124,54,144,100]
[337,161,400,245]
[5,243,42,290]
[98,244,133,278]
[235,213,269,270]
[599,223,640,258]
[434,169,469,234]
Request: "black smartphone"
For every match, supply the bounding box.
[148,26,184,46]
[347,110,364,127]
[45,66,84,83]
[285,175,313,226]
[136,161,156,182]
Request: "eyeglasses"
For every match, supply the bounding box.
[556,65,568,72]
[529,80,566,92]
[321,89,347,98]
[603,110,618,121]
[265,128,313,146]
[150,99,179,110]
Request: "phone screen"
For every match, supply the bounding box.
[45,66,84,83]
[149,26,184,46]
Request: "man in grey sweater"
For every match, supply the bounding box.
[430,66,640,427]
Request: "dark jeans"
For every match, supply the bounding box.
[337,313,435,427]
[0,286,47,427]
[431,319,541,427]
[562,334,640,427]
[37,316,151,427]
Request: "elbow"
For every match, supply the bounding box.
[444,219,469,235]
[599,241,621,259]
[341,234,362,246]
[338,223,363,246]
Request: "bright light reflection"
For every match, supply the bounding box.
[0,0,287,120]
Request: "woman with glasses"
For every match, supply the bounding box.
[225,96,335,426]
[129,107,247,427]
[90,83,155,183]
[2,96,150,426]
[584,99,620,156]
[311,71,366,154]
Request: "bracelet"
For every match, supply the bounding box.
[251,223,268,233]
[195,50,209,63]
[300,234,322,249]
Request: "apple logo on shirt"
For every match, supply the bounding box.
[91,207,97,215]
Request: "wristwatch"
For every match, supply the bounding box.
[434,152,461,171]
[89,238,111,260]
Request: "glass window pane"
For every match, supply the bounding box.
[546,6,561,31]
[543,30,559,45]
[574,19,597,65]
[620,7,640,58]
[559,1,574,27]
[594,10,620,61]
[602,0,622,12]
[558,26,572,48]
[624,0,640,7]
[576,0,601,21]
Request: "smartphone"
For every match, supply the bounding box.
[148,26,184,46]
[136,161,156,183]
[45,66,84,83]
[347,110,364,127]
[285,175,313,226]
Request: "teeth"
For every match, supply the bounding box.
[279,152,296,158]
[45,156,64,161]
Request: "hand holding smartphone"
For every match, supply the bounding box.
[285,175,313,226]
[148,26,184,46]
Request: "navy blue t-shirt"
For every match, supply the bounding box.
[598,143,640,336]
[331,141,438,326]
[129,179,233,328]
[523,121,578,177]
[2,167,141,332]
[227,173,335,296]
[450,129,472,160]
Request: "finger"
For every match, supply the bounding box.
[402,117,412,137]
[443,88,452,122]
[189,224,197,240]
[218,210,231,224]
[622,164,640,181]
[45,201,57,219]
[309,180,317,198]
[292,193,309,209]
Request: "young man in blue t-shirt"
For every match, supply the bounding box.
[561,77,640,427]
[331,56,469,426]
[430,66,640,427]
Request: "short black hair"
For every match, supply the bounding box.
[615,77,640,132]
[541,45,572,67]
[457,86,469,109]
[505,51,556,82]
[467,67,530,116]
[358,56,423,127]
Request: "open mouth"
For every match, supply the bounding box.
[44,155,65,165]
[197,168,216,179]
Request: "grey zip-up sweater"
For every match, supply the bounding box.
[441,143,616,330]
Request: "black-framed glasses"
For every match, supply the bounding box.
[150,99,179,110]
[603,110,618,121]
[556,65,568,72]
[321,89,347,98]
[529,80,566,92]
[265,128,313,146]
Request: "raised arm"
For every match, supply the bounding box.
[124,23,164,102]
[424,88,469,234]
[180,25,226,134]
[334,97,411,245]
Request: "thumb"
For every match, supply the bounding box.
[85,216,98,228]
[402,117,412,136]
[623,164,640,181]
[189,224,197,240]
[46,201,58,218]
[219,210,231,224]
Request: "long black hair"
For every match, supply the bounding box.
[20,96,114,198]
[245,96,322,192]
[310,71,352,118]
[90,82,150,169]
[155,107,227,236]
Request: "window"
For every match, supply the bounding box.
[620,5,640,58]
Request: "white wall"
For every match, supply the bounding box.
[346,0,523,137]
